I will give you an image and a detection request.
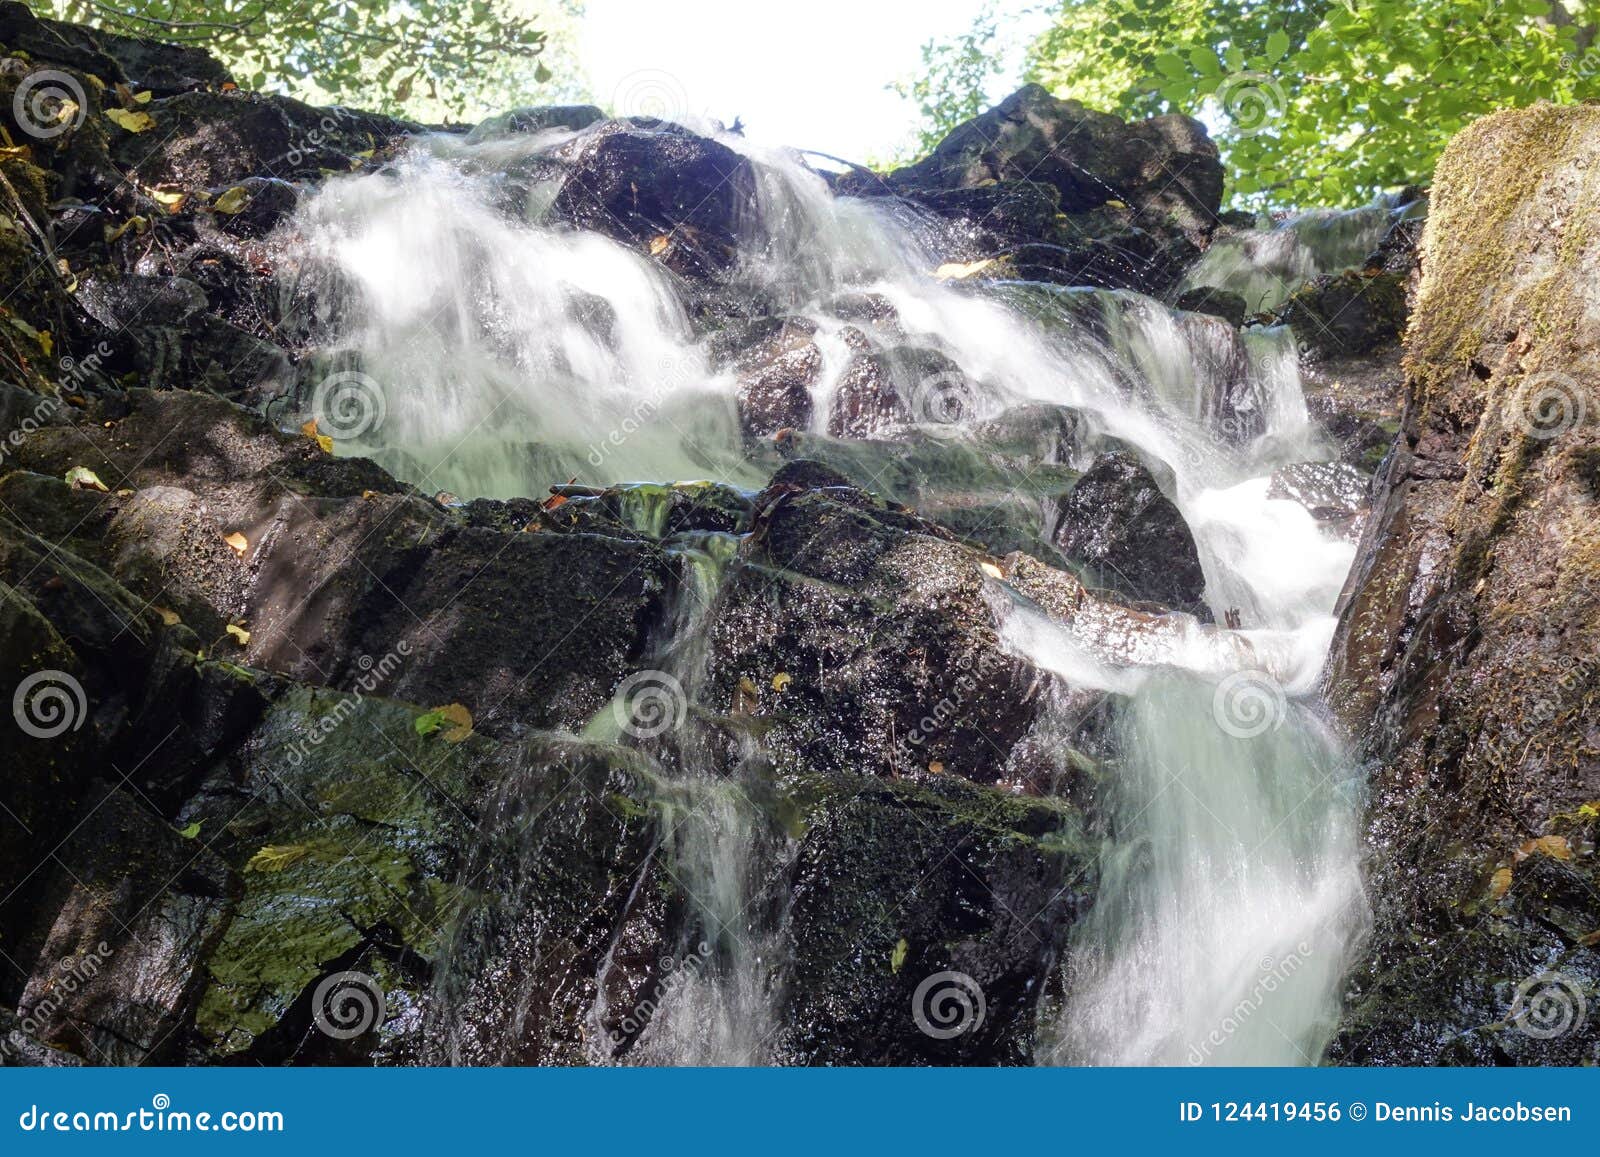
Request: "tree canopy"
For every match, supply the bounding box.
[45,0,590,121]
[904,0,1599,207]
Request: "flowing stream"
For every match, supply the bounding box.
[280,117,1374,1065]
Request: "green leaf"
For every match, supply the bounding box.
[177,821,201,839]
[414,709,446,736]
[1266,29,1290,63]
[891,937,909,973]
[1154,51,1189,80]
[1188,46,1222,76]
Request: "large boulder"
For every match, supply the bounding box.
[844,85,1223,295]
[886,85,1222,234]
[1326,104,1600,1065]
[1052,451,1208,614]
[775,777,1094,1064]
[549,120,756,275]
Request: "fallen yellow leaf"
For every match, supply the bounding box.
[300,418,333,453]
[933,257,995,281]
[104,108,156,133]
[771,672,792,692]
[223,531,248,556]
[210,185,251,215]
[103,215,149,243]
[1517,835,1572,862]
[225,623,250,646]
[1488,866,1514,899]
[153,606,181,626]
[147,185,186,212]
[928,760,945,774]
[979,561,1004,580]
[438,702,473,742]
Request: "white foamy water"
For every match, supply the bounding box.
[285,118,1374,1065]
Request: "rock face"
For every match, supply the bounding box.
[887,84,1223,233]
[841,84,1224,295]
[1325,104,1600,1065]
[1053,451,1208,614]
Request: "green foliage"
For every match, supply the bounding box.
[887,4,1004,161]
[938,0,1599,207]
[47,0,592,120]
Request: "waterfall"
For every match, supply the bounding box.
[281,117,1374,1065]
[1180,196,1422,314]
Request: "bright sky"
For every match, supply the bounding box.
[580,0,1046,163]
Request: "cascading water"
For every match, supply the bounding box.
[1181,195,1424,314]
[281,115,1375,1065]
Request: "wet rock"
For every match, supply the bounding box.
[701,474,1043,784]
[1,1007,86,1067]
[1267,461,1370,540]
[1325,105,1600,1064]
[550,120,755,272]
[776,776,1094,1065]
[828,346,975,438]
[884,85,1222,234]
[467,105,606,142]
[1053,451,1207,614]
[17,787,232,1065]
[905,180,1064,243]
[421,737,661,1065]
[1301,360,1405,474]
[1175,286,1248,327]
[720,317,821,437]
[111,91,419,186]
[183,689,489,1063]
[0,1,232,94]
[1273,269,1408,360]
